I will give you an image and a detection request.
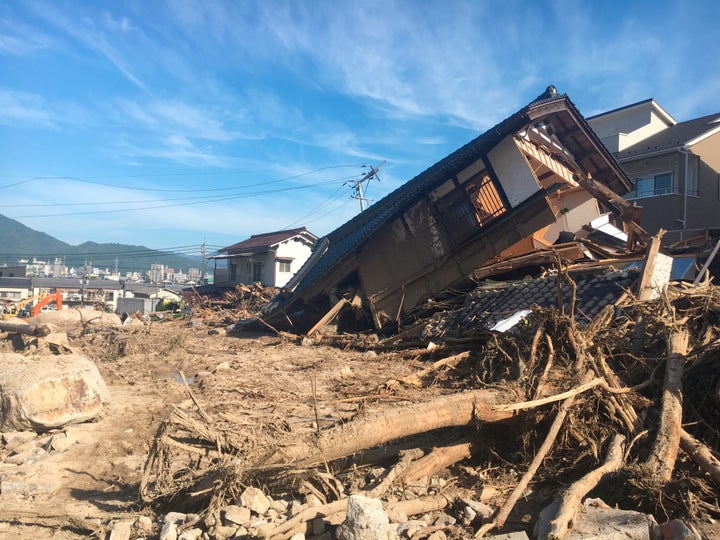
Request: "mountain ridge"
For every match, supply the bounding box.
[0,213,199,273]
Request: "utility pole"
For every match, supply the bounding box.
[347,161,385,212]
[200,241,207,285]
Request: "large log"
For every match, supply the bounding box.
[265,388,514,467]
[647,328,688,482]
[0,321,51,336]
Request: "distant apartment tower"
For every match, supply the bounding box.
[53,257,63,277]
[187,268,201,282]
[149,263,164,283]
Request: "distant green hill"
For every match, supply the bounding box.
[0,214,199,273]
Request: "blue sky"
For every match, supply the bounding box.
[1,0,719,257]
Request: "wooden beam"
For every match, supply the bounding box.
[306,298,349,337]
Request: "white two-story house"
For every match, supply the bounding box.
[214,227,318,287]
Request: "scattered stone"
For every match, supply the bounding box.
[134,515,154,533]
[108,519,133,540]
[213,361,231,371]
[160,512,187,540]
[178,528,203,540]
[0,352,109,432]
[0,479,54,496]
[537,498,661,540]
[662,519,701,540]
[462,506,477,525]
[396,521,428,538]
[212,524,238,539]
[289,534,306,540]
[484,532,529,540]
[433,513,456,527]
[208,328,226,336]
[47,431,77,452]
[240,486,271,514]
[461,498,494,519]
[336,494,393,540]
[271,498,290,513]
[4,446,48,465]
[221,504,251,526]
[2,431,36,452]
[426,531,446,540]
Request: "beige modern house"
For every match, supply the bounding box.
[588,99,720,243]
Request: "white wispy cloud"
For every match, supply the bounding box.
[0,89,89,129]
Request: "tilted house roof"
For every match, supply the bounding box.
[263,87,634,332]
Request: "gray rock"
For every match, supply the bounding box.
[0,479,54,496]
[240,486,271,514]
[336,494,393,540]
[485,532,529,540]
[0,353,109,432]
[537,498,661,540]
[662,519,701,540]
[5,446,48,465]
[221,504,251,526]
[178,528,203,540]
[108,520,133,540]
[160,512,187,540]
[461,498,494,519]
[134,516,154,533]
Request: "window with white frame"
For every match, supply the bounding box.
[635,172,673,198]
[278,260,292,273]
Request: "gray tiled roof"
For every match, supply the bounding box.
[618,112,720,159]
[0,277,31,289]
[424,268,637,338]
[32,277,122,290]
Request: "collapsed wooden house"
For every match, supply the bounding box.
[261,86,650,334]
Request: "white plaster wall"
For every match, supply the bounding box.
[589,103,673,153]
[487,136,539,207]
[274,238,315,287]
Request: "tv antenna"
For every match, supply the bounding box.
[347,161,385,212]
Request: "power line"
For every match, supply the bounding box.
[0,164,364,192]
[5,177,357,218]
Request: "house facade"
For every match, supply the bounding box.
[588,99,720,243]
[214,228,318,287]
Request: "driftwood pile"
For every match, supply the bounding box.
[141,267,720,538]
[184,284,279,327]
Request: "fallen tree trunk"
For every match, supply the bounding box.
[402,439,474,483]
[647,328,688,482]
[540,434,626,540]
[0,321,51,336]
[264,388,514,467]
[680,429,720,485]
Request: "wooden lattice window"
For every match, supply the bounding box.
[466,173,506,226]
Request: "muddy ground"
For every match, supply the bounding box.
[0,318,452,539]
[1,310,719,539]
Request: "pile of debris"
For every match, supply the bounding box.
[139,246,720,539]
[184,284,279,327]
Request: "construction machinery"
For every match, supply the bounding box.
[2,290,63,320]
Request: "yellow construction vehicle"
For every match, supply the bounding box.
[2,290,63,320]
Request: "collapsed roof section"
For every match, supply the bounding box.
[262,87,646,333]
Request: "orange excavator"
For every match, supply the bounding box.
[2,290,63,320]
